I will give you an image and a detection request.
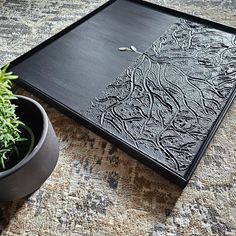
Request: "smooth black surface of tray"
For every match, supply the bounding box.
[10,0,236,187]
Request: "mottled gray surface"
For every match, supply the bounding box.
[0,0,236,235]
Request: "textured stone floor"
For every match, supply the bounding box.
[0,0,236,235]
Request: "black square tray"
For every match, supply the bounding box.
[9,0,236,187]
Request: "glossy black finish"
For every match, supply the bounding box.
[0,96,59,201]
[9,0,236,187]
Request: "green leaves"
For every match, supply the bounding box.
[0,64,22,169]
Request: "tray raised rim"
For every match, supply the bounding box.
[8,0,236,187]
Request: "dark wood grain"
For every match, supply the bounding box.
[10,0,236,187]
[11,0,178,111]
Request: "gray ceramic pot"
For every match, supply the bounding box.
[0,95,59,201]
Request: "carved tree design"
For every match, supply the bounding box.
[85,19,236,176]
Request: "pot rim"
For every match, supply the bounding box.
[0,95,48,179]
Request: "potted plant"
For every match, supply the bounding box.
[0,65,59,201]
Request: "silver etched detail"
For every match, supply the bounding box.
[85,19,236,176]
